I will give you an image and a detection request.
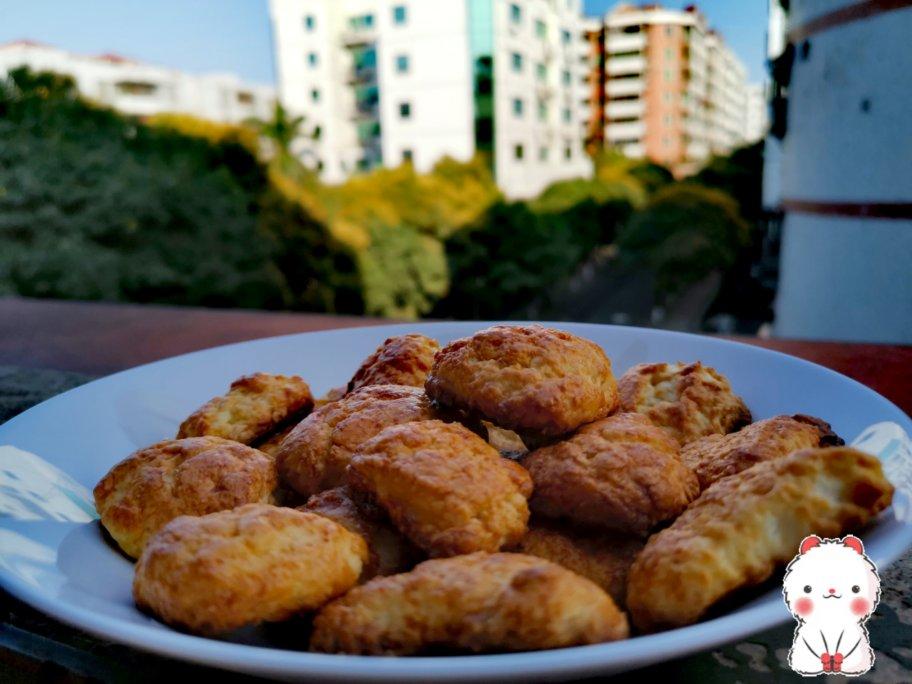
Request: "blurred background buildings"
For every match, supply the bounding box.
[0,40,275,123]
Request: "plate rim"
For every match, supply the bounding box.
[1,321,910,680]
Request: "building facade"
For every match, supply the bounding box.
[269,0,592,197]
[0,41,275,124]
[585,4,753,175]
[763,0,912,343]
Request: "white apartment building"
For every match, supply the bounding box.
[0,40,275,124]
[588,4,753,175]
[269,0,592,198]
[744,82,768,143]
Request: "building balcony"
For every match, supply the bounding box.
[619,142,645,158]
[606,121,645,140]
[606,78,644,97]
[606,33,646,53]
[341,28,377,47]
[607,55,646,76]
[607,100,644,118]
[347,65,377,85]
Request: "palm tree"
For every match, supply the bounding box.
[245,101,306,160]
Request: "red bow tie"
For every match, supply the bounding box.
[821,653,844,672]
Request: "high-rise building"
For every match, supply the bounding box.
[584,4,754,175]
[743,82,768,143]
[0,41,275,124]
[269,0,592,198]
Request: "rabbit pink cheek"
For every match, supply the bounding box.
[851,598,870,616]
[795,597,814,616]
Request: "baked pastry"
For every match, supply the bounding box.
[133,504,367,634]
[253,422,296,457]
[177,373,313,445]
[617,361,750,444]
[626,447,893,632]
[425,325,619,439]
[302,486,420,578]
[348,420,532,557]
[513,520,644,608]
[522,413,698,535]
[94,436,276,558]
[275,384,436,498]
[682,414,842,491]
[310,552,629,654]
[348,334,440,393]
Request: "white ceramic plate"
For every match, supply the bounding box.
[0,322,910,682]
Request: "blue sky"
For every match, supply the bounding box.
[0,1,767,86]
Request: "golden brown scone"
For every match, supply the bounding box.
[176,373,313,445]
[275,384,436,498]
[522,413,698,535]
[94,437,276,558]
[302,486,421,578]
[425,325,619,438]
[253,422,296,457]
[315,386,347,408]
[513,520,644,608]
[133,504,367,634]
[310,552,628,654]
[617,361,751,445]
[626,447,893,632]
[681,414,843,491]
[348,420,532,557]
[348,334,440,393]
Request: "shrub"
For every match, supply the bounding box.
[618,183,750,298]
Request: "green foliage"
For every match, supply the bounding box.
[689,142,763,221]
[358,223,448,318]
[0,67,291,308]
[435,191,632,319]
[618,183,750,298]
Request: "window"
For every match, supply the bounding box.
[562,107,571,123]
[512,97,524,117]
[399,102,411,119]
[564,144,572,160]
[664,69,672,82]
[562,69,571,86]
[663,91,673,103]
[313,124,322,140]
[402,149,413,163]
[663,135,671,147]
[664,114,673,125]
[537,100,547,121]
[308,52,319,67]
[395,54,410,73]
[311,88,320,102]
[561,29,571,45]
[510,3,521,24]
[316,159,324,172]
[511,52,523,72]
[539,146,549,161]
[304,15,315,30]
[393,5,407,25]
[514,143,524,160]
[349,14,374,29]
[237,91,253,104]
[665,47,674,60]
[665,26,673,37]
[535,19,546,39]
[536,63,546,81]
[116,81,157,95]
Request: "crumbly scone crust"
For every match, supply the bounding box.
[617,361,751,444]
[133,504,367,634]
[425,325,619,438]
[275,384,436,498]
[523,412,698,535]
[626,447,893,632]
[310,552,629,654]
[348,334,440,393]
[681,413,840,491]
[94,436,276,558]
[177,373,313,445]
[348,420,533,557]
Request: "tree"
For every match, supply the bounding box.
[245,101,307,160]
[618,183,750,300]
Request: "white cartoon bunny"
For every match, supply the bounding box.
[782,535,880,676]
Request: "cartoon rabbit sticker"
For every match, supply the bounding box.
[783,535,880,676]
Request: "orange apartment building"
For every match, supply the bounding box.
[584,4,752,176]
